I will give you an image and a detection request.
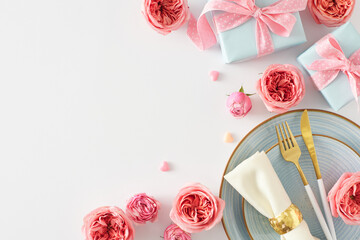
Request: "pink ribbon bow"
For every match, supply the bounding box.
[187,0,307,57]
[308,35,360,103]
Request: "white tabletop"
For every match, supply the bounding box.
[1,1,359,239]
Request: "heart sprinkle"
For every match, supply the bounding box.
[223,132,234,143]
[210,71,219,81]
[160,161,170,172]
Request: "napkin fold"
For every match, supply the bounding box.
[224,151,318,240]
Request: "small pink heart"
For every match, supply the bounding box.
[209,71,219,81]
[160,161,170,172]
[223,132,234,143]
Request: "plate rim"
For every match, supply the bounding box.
[242,134,360,240]
[219,109,360,240]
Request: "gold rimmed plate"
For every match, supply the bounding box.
[243,134,360,240]
[220,109,360,240]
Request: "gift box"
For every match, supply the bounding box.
[187,0,308,63]
[217,0,307,63]
[298,22,360,111]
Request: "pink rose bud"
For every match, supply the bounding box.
[226,87,252,118]
[256,64,305,113]
[126,193,161,224]
[164,224,192,240]
[170,183,225,233]
[82,206,135,240]
[142,0,190,35]
[328,172,360,225]
[308,0,355,27]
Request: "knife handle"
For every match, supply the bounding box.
[304,184,333,240]
[318,179,337,240]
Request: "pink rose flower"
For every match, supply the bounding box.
[226,88,252,118]
[126,193,160,224]
[82,206,135,240]
[328,172,360,225]
[308,0,355,27]
[169,183,225,233]
[142,0,190,35]
[256,64,305,113]
[164,224,192,240]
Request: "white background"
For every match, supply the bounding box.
[0,1,359,239]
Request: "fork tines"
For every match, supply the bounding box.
[275,121,297,150]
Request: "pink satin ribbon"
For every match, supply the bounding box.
[308,35,360,103]
[187,0,307,57]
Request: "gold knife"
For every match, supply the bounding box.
[301,110,337,240]
[301,110,321,179]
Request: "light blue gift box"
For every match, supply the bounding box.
[216,0,307,63]
[297,22,360,111]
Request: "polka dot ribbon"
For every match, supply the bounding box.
[187,0,307,57]
[308,34,360,105]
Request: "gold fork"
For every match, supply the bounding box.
[275,121,333,240]
[275,122,308,186]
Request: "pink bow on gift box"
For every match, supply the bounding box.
[308,35,360,104]
[187,0,307,57]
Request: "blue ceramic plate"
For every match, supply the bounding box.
[244,135,360,240]
[220,109,360,240]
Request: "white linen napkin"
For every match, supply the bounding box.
[224,151,318,240]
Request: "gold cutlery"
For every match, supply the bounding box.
[301,110,337,240]
[276,122,333,240]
